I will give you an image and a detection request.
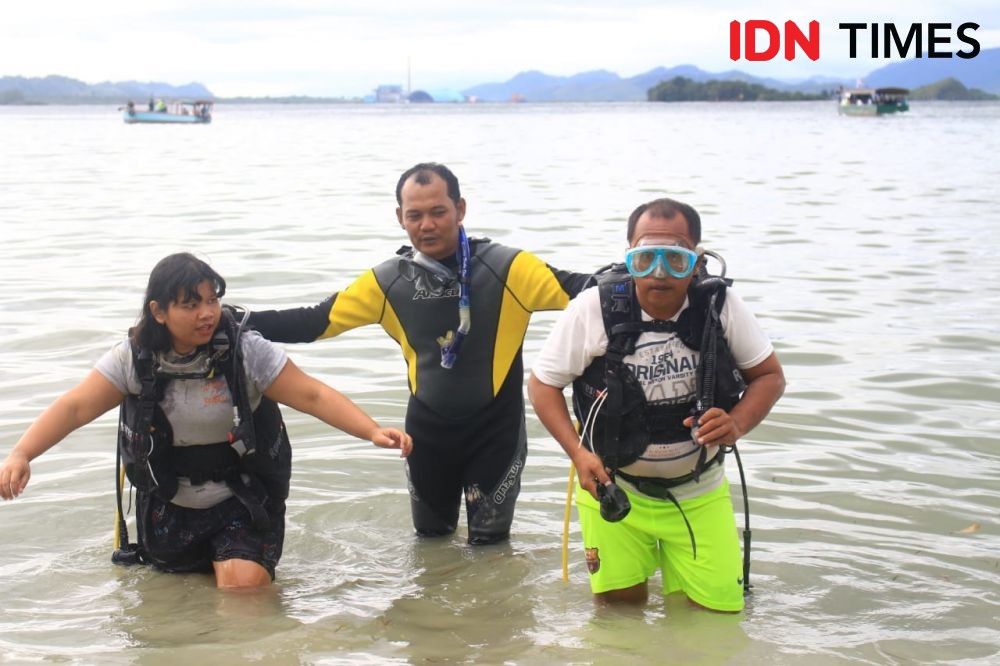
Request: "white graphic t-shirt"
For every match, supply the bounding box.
[533,285,773,499]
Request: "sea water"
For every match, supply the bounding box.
[0,101,998,665]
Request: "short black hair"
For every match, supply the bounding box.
[395,162,461,205]
[626,198,701,245]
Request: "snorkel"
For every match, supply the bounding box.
[438,225,471,369]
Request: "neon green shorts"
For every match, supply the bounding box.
[577,478,745,612]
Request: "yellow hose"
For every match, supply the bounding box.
[561,463,576,582]
[114,465,125,548]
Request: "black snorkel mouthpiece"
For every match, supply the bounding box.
[597,482,631,522]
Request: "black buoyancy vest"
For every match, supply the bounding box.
[117,306,291,527]
[571,265,746,472]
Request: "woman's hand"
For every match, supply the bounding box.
[369,427,413,458]
[0,452,31,500]
[0,370,125,501]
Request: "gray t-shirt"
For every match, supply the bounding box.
[97,330,287,509]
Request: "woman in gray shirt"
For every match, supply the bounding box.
[0,253,412,588]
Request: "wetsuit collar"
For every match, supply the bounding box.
[412,251,457,284]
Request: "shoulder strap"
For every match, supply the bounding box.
[218,306,257,456]
[129,341,163,419]
[217,306,273,529]
[596,265,640,358]
[595,267,642,460]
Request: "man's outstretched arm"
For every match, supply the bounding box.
[248,296,335,343]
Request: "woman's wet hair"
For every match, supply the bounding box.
[626,198,702,245]
[130,253,226,351]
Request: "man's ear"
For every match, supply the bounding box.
[456,198,467,223]
[396,207,404,228]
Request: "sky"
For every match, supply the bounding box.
[2,1,998,98]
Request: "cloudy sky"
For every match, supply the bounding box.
[2,1,997,97]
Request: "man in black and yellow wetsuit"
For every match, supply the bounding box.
[249,163,592,544]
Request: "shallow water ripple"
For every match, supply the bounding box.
[1,101,998,665]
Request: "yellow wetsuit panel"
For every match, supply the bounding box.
[492,251,574,395]
[320,269,419,392]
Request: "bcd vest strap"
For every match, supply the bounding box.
[218,310,274,530]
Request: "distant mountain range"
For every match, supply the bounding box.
[2,48,998,104]
[464,48,1000,101]
[862,48,1000,92]
[0,75,212,104]
[462,66,850,102]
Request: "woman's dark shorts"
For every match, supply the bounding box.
[136,488,285,579]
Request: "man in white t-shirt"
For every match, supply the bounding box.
[528,197,785,612]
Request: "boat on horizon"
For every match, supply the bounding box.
[123,100,213,124]
[838,87,909,116]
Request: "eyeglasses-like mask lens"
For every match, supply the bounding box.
[624,246,698,279]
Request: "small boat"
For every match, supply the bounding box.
[123,100,213,124]
[838,87,909,116]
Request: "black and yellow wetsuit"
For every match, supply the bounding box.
[249,238,591,543]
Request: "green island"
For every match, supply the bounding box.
[648,75,998,102]
[647,76,828,102]
[908,77,997,101]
